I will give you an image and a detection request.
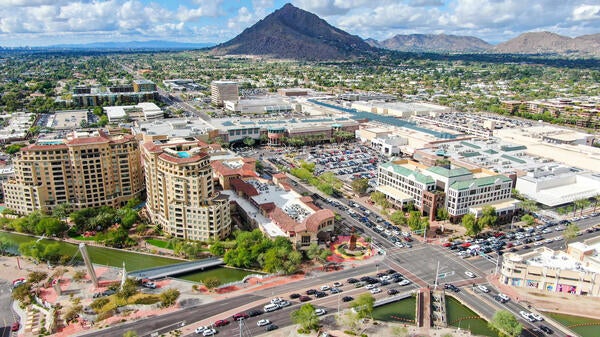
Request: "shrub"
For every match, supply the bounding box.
[90,298,110,311]
[132,295,160,305]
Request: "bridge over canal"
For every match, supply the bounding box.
[128,257,224,280]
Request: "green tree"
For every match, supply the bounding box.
[5,144,25,154]
[563,223,580,245]
[436,208,450,223]
[488,310,523,337]
[351,293,375,319]
[159,289,180,307]
[52,203,72,219]
[242,137,256,147]
[351,178,369,194]
[123,331,138,337]
[370,191,386,205]
[390,211,406,226]
[11,282,33,304]
[209,241,226,256]
[306,243,320,261]
[203,277,221,290]
[462,213,483,236]
[291,303,320,332]
[521,214,535,226]
[117,278,139,299]
[27,271,48,285]
[406,211,427,231]
[520,199,538,214]
[478,206,498,228]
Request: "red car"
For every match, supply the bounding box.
[442,242,452,247]
[232,312,248,321]
[11,322,20,332]
[215,319,229,327]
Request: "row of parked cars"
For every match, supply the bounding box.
[195,308,279,335]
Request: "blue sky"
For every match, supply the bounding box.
[0,0,599,47]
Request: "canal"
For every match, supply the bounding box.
[0,231,256,283]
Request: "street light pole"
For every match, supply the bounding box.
[434,260,440,290]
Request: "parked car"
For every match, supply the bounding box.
[465,271,476,278]
[11,322,20,332]
[398,280,411,286]
[539,325,553,334]
[202,329,217,336]
[299,295,311,302]
[248,309,263,317]
[257,319,271,327]
[194,326,208,334]
[315,308,327,316]
[232,312,249,321]
[214,319,229,327]
[342,296,354,302]
[290,293,301,299]
[265,324,279,331]
[477,285,490,293]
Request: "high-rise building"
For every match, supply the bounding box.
[4,130,144,215]
[142,138,231,241]
[210,81,238,107]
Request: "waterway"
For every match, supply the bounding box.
[543,311,600,337]
[372,296,416,323]
[445,296,498,337]
[0,231,255,283]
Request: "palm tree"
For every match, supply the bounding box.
[520,199,538,215]
[578,199,590,216]
[593,195,600,213]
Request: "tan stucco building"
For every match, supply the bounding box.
[142,138,231,241]
[4,130,144,215]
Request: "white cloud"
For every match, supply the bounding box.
[572,4,600,21]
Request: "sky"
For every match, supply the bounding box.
[0,0,599,47]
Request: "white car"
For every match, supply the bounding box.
[202,329,217,336]
[315,308,327,316]
[498,293,510,302]
[465,271,476,278]
[477,285,490,293]
[530,313,544,321]
[365,284,376,290]
[370,287,382,294]
[520,311,536,322]
[332,282,343,287]
[257,319,271,327]
[195,326,208,334]
[270,297,284,304]
[398,280,411,286]
[320,285,330,291]
[278,300,291,307]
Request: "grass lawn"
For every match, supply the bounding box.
[543,312,600,337]
[146,238,170,249]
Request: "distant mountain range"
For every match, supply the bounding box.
[2,3,598,59]
[210,3,376,60]
[366,34,491,53]
[491,32,600,56]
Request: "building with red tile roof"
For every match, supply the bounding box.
[222,178,335,249]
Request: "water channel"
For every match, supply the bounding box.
[0,231,255,283]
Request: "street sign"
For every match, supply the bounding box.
[437,271,454,279]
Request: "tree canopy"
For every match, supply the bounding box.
[488,310,522,337]
[291,303,320,332]
[462,213,483,236]
[350,293,375,319]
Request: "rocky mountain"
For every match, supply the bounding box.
[492,31,600,56]
[371,34,491,53]
[210,3,376,60]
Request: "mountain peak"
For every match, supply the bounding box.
[372,33,491,53]
[491,31,600,56]
[210,3,376,60]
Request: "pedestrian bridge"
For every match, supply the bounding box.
[128,257,224,280]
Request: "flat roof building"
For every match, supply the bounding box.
[142,137,231,241]
[377,159,516,221]
[4,130,144,215]
[211,81,239,107]
[500,236,600,297]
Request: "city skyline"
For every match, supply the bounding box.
[0,0,598,47]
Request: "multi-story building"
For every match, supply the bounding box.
[142,138,231,241]
[500,237,600,297]
[211,81,239,107]
[72,81,159,107]
[3,130,144,215]
[377,159,516,221]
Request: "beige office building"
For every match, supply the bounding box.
[142,138,231,241]
[210,81,238,107]
[4,130,144,215]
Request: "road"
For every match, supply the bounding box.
[0,278,16,337]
